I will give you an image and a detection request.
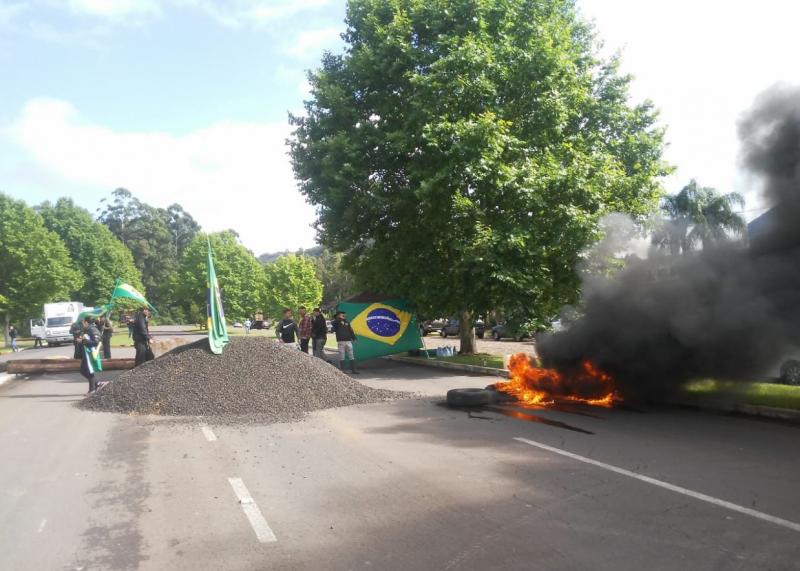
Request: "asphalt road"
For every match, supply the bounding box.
[1,355,799,570]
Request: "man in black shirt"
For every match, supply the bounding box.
[132,308,154,366]
[276,308,299,345]
[311,307,328,358]
[331,311,358,374]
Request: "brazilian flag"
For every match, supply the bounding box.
[337,299,423,361]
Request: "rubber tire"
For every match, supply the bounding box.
[476,332,484,339]
[492,331,500,341]
[780,359,800,386]
[447,388,491,407]
[441,330,447,338]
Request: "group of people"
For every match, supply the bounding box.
[70,307,154,393]
[274,307,359,374]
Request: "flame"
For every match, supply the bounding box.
[495,353,620,408]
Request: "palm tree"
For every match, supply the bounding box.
[653,180,746,254]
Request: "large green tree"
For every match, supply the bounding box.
[263,254,324,319]
[0,193,82,344]
[290,0,669,353]
[176,231,267,323]
[653,179,746,255]
[37,198,143,305]
[313,249,358,305]
[98,188,200,319]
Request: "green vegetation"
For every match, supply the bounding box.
[176,231,268,323]
[290,0,669,353]
[0,193,82,346]
[262,254,323,319]
[37,198,144,306]
[98,188,200,322]
[433,353,505,369]
[653,180,746,254]
[683,379,800,411]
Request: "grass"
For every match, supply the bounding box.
[682,379,800,411]
[409,352,505,369]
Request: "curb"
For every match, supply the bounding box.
[386,355,510,378]
[674,399,800,422]
[388,355,800,422]
[0,373,12,387]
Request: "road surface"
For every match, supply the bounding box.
[1,356,799,570]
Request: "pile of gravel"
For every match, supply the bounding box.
[79,337,403,423]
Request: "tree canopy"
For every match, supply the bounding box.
[653,179,746,254]
[0,193,82,337]
[263,254,324,318]
[176,231,266,323]
[98,188,200,319]
[37,198,144,305]
[290,0,669,350]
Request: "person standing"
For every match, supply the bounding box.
[8,325,19,352]
[70,320,83,359]
[244,318,252,334]
[297,307,312,354]
[276,308,298,345]
[99,316,114,359]
[311,308,328,359]
[132,308,154,366]
[79,317,102,393]
[331,311,358,374]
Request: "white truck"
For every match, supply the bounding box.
[41,302,85,346]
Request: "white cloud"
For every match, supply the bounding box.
[7,98,317,254]
[578,0,800,219]
[172,0,332,28]
[0,2,28,26]
[281,26,341,58]
[67,0,162,20]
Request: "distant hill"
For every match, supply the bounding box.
[258,245,324,264]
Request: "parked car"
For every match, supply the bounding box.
[420,318,444,336]
[232,321,243,328]
[439,318,485,339]
[490,323,532,341]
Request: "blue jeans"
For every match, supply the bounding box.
[10,338,18,352]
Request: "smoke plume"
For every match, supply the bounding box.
[539,85,800,398]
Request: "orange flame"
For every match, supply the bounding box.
[495,353,620,408]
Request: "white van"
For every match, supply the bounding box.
[42,302,85,346]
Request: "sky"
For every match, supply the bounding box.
[2,0,799,256]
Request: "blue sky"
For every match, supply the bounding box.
[3,0,800,255]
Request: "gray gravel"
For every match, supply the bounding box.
[78,337,404,423]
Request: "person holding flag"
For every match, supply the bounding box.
[79,316,102,393]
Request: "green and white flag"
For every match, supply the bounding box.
[110,280,156,312]
[207,239,229,355]
[74,304,114,323]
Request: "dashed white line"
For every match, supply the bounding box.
[228,477,277,543]
[514,436,800,533]
[37,518,47,533]
[200,425,218,442]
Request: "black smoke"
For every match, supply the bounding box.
[539,85,800,398]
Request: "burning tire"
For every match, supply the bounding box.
[779,359,800,386]
[447,388,491,407]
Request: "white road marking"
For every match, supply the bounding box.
[227,477,277,543]
[200,425,218,442]
[37,518,47,533]
[513,436,800,533]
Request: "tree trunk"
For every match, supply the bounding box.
[3,312,9,348]
[459,309,476,355]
